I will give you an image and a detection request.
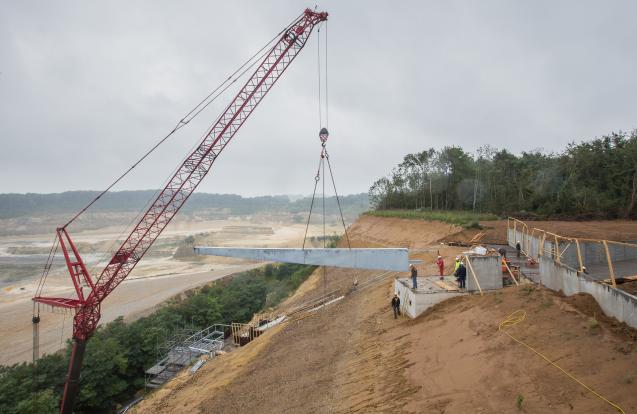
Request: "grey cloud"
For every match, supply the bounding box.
[1,0,636,195]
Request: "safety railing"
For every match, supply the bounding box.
[507,217,637,287]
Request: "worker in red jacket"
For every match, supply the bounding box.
[436,255,445,278]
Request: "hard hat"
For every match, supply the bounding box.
[437,255,442,258]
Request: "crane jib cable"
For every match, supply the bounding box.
[302,18,349,252]
[61,11,305,229]
[34,10,329,414]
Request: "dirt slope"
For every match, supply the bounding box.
[346,215,463,249]
[134,216,637,414]
[446,218,637,245]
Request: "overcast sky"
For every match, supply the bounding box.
[1,1,636,196]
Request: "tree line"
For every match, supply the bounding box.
[0,263,315,414]
[0,191,369,220]
[368,130,637,218]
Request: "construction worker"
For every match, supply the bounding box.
[436,255,445,279]
[391,293,400,319]
[455,261,467,289]
[410,264,418,290]
[516,241,521,258]
[454,256,461,272]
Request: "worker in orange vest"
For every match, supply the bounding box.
[436,255,445,279]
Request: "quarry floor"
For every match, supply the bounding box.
[134,215,637,414]
[0,218,340,365]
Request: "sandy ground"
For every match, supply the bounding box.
[446,218,637,245]
[0,263,260,366]
[0,217,341,365]
[134,215,637,414]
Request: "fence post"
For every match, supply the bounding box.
[503,259,520,286]
[575,239,584,273]
[602,240,617,287]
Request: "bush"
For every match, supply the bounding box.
[0,263,315,413]
[364,209,498,228]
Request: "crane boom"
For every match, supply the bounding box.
[32,9,327,414]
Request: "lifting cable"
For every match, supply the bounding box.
[301,20,352,297]
[29,16,306,396]
[499,310,625,413]
[32,9,305,317]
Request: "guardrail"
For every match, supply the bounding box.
[507,217,637,329]
[507,217,637,287]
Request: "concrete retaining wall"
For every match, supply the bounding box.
[508,223,637,329]
[540,257,637,328]
[466,255,502,292]
[510,228,637,269]
[393,279,462,319]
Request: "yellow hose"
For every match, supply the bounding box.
[498,310,625,414]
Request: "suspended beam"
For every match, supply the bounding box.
[194,247,410,272]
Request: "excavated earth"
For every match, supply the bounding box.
[133,216,637,414]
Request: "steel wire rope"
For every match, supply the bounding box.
[59,313,66,351]
[317,25,322,128]
[325,21,328,129]
[324,149,351,249]
[62,11,304,230]
[498,309,625,413]
[322,152,326,298]
[34,234,59,300]
[302,156,323,249]
[83,13,305,279]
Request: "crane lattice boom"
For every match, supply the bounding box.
[32,9,327,414]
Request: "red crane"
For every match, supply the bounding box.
[32,8,327,413]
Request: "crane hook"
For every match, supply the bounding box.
[319,127,329,145]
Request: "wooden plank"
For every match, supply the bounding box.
[575,239,584,273]
[602,275,637,284]
[602,240,617,288]
[503,259,520,286]
[435,280,459,291]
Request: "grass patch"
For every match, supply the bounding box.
[625,377,634,384]
[516,394,524,410]
[519,284,535,297]
[364,209,499,228]
[589,316,600,334]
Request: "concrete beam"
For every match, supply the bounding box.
[194,247,409,272]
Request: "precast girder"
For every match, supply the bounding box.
[194,247,410,272]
